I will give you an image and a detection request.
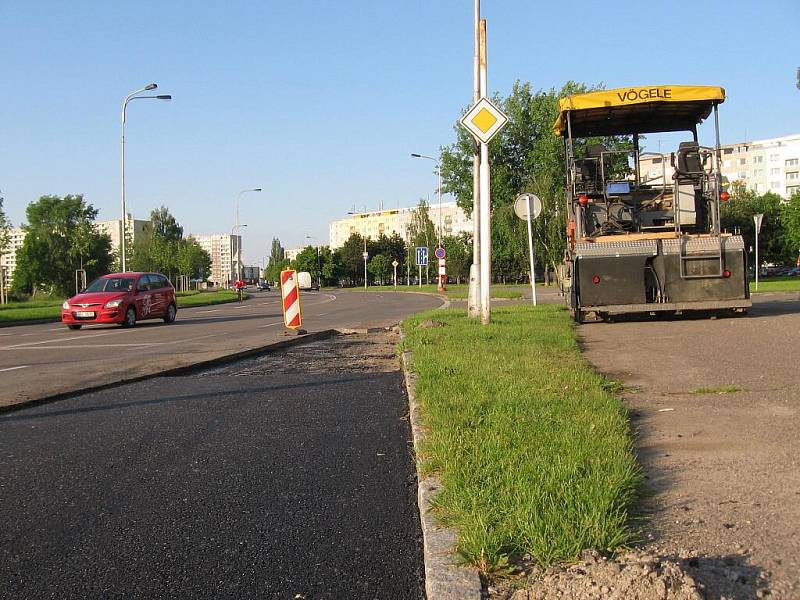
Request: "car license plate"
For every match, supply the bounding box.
[75,311,95,318]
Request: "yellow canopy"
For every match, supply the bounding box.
[553,85,725,137]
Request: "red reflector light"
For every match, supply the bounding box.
[720,191,730,201]
[592,275,601,284]
[723,269,731,278]
[578,194,589,206]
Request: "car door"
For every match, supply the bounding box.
[134,275,155,320]
[152,275,169,316]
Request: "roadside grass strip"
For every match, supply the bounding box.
[0,291,245,323]
[402,304,640,573]
[749,277,800,293]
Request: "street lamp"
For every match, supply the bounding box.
[234,188,262,284]
[410,153,442,248]
[231,223,248,286]
[306,235,322,289]
[120,83,172,272]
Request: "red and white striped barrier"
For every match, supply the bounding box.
[280,269,302,330]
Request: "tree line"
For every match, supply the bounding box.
[6,195,211,298]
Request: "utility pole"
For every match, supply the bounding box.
[478,18,491,325]
[467,0,481,318]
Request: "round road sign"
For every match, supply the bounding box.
[514,193,542,220]
[434,247,446,259]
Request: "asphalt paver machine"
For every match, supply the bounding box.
[554,85,751,322]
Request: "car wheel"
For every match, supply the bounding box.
[67,324,82,330]
[164,303,177,324]
[123,306,137,328]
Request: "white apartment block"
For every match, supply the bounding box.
[284,247,304,262]
[328,201,472,249]
[0,227,26,287]
[93,214,149,254]
[640,133,800,199]
[192,234,241,287]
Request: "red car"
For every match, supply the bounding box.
[61,272,177,330]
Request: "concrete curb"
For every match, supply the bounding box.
[0,329,337,415]
[400,340,483,600]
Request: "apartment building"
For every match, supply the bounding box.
[284,247,304,262]
[328,201,472,249]
[0,227,26,287]
[93,214,149,254]
[192,234,241,287]
[639,133,800,198]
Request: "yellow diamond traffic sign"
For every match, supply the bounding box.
[460,97,508,144]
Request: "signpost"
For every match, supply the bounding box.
[434,247,446,292]
[416,246,428,288]
[392,259,399,289]
[754,213,764,291]
[514,193,543,306]
[459,18,507,324]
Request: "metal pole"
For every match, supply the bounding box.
[364,238,368,289]
[527,197,537,306]
[468,0,481,318]
[419,264,422,288]
[394,263,397,289]
[478,18,491,325]
[121,99,128,272]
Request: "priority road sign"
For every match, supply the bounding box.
[434,247,446,260]
[416,246,429,266]
[391,260,399,267]
[459,97,508,144]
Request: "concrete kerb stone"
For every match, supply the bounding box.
[0,329,338,415]
[399,334,482,600]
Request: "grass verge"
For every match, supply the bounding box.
[692,386,741,395]
[749,277,800,293]
[402,304,640,573]
[0,290,245,323]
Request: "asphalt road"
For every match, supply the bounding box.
[0,289,443,409]
[0,331,425,599]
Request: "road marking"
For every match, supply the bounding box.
[0,330,127,350]
[317,313,328,317]
[258,321,282,329]
[0,365,29,373]
[197,309,219,313]
[7,343,159,350]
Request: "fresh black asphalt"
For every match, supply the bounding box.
[0,337,425,599]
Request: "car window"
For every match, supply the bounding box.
[136,276,152,292]
[157,275,170,289]
[85,277,135,292]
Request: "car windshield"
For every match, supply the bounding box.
[84,277,135,293]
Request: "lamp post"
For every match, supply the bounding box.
[234,188,261,285]
[230,223,247,286]
[754,213,764,291]
[306,235,322,288]
[410,153,442,248]
[120,83,172,272]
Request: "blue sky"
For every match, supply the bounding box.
[2,0,798,263]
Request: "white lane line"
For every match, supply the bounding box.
[197,309,220,313]
[258,321,282,329]
[0,330,127,350]
[0,365,29,373]
[317,313,328,317]
[6,344,159,350]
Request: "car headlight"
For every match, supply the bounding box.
[62,301,70,310]
[104,299,123,309]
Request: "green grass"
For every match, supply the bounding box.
[0,290,246,323]
[342,283,527,299]
[750,277,800,293]
[402,304,640,573]
[692,385,741,395]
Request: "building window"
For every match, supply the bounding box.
[739,158,747,165]
[770,167,780,176]
[771,181,781,190]
[770,154,780,161]
[787,186,800,196]
[723,148,733,155]
[787,172,799,181]
[752,156,764,164]
[787,159,799,167]
[739,172,748,179]
[753,169,763,177]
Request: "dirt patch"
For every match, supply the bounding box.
[200,330,400,376]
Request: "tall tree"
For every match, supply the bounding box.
[720,182,790,264]
[12,195,112,297]
[292,245,320,275]
[440,80,624,281]
[150,206,183,241]
[177,237,212,281]
[265,238,287,283]
[368,254,391,285]
[406,200,437,283]
[338,233,367,285]
[0,192,10,267]
[442,234,471,284]
[780,190,800,265]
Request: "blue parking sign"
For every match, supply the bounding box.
[415,246,429,266]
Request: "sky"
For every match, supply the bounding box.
[1,0,799,264]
